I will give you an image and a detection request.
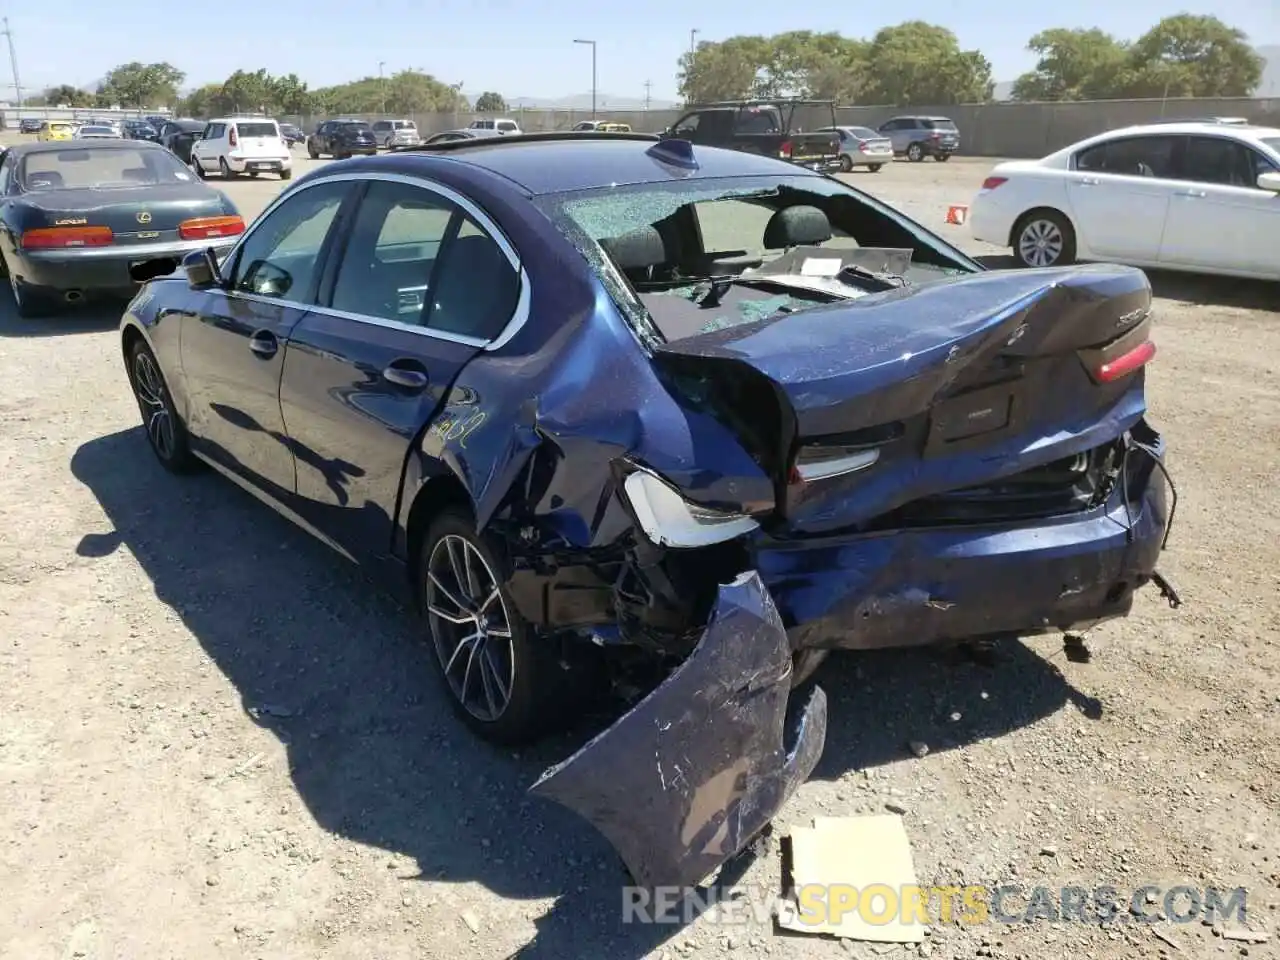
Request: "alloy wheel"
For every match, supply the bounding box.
[131,350,176,460]
[425,534,516,723]
[1018,219,1065,267]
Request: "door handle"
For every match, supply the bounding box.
[1176,188,1207,198]
[382,361,429,391]
[1075,177,1101,186]
[248,330,278,358]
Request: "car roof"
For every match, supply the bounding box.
[380,135,823,194]
[6,139,166,157]
[1082,121,1280,142]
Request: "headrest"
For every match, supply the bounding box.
[600,225,667,271]
[26,171,64,189]
[763,205,832,248]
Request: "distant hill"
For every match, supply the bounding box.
[991,44,1277,102]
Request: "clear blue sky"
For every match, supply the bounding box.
[6,0,1275,103]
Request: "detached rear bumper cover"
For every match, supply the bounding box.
[529,570,828,889]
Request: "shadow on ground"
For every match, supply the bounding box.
[71,427,1096,959]
[976,255,1276,311]
[0,293,128,338]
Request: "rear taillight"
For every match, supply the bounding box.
[981,176,1008,190]
[858,142,869,152]
[21,225,113,249]
[179,215,245,241]
[228,127,238,147]
[1096,340,1156,382]
[779,140,792,159]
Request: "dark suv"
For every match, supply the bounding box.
[307,119,378,159]
[878,116,961,162]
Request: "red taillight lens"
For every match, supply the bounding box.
[229,127,238,147]
[179,215,245,241]
[779,140,792,159]
[858,142,869,152]
[981,176,1008,190]
[1097,341,1156,382]
[21,225,113,249]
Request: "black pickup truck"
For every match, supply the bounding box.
[659,99,841,170]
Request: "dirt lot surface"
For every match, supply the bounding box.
[2,152,1277,960]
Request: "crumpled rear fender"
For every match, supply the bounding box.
[528,570,828,889]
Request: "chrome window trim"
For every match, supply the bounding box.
[219,169,530,351]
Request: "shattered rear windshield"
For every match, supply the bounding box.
[533,174,979,345]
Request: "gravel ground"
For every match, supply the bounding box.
[1,152,1277,960]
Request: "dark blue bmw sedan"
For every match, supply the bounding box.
[119,132,1177,889]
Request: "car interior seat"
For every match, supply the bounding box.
[762,205,832,249]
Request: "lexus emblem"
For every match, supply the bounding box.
[136,211,152,224]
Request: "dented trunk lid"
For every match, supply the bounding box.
[653,264,1154,534]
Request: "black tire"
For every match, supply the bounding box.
[218,157,233,179]
[336,152,350,161]
[418,508,572,745]
[8,273,55,318]
[191,160,206,179]
[838,154,853,173]
[936,153,951,163]
[906,142,925,162]
[280,168,293,180]
[1011,210,1077,269]
[248,171,260,178]
[126,339,198,473]
[868,163,883,173]
[307,145,320,159]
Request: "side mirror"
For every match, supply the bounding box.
[182,247,223,289]
[1256,171,1280,193]
[128,256,181,283]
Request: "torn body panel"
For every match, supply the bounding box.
[529,570,828,889]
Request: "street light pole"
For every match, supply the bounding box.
[690,28,698,59]
[573,39,596,119]
[378,61,386,116]
[2,18,22,112]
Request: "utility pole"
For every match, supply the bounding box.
[573,39,597,119]
[643,80,651,111]
[378,61,386,116]
[690,28,699,59]
[2,18,22,114]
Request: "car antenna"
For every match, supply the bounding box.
[645,139,698,170]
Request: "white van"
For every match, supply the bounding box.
[190,117,293,180]
[469,117,522,135]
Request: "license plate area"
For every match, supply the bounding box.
[925,381,1018,455]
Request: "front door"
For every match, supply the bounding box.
[1066,134,1179,262]
[180,178,354,497]
[278,177,525,561]
[1159,135,1280,276]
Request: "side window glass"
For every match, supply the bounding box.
[330,181,456,324]
[1245,146,1280,180]
[1182,137,1255,187]
[1076,142,1108,171]
[230,181,348,302]
[0,156,12,195]
[1086,136,1177,178]
[671,113,700,138]
[429,213,520,341]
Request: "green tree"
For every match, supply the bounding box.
[863,22,993,105]
[311,70,467,114]
[1011,28,1130,101]
[1124,14,1263,98]
[96,61,185,108]
[474,91,507,112]
[676,25,989,106]
[40,84,95,107]
[176,83,222,118]
[270,73,312,114]
[217,68,275,113]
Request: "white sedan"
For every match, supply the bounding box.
[969,121,1280,281]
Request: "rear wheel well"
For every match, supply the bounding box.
[404,473,474,595]
[1009,206,1076,248]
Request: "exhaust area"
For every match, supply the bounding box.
[64,290,84,303]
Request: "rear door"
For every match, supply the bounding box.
[179,178,355,496]
[233,120,284,160]
[1066,134,1179,261]
[1159,135,1280,276]
[278,176,525,561]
